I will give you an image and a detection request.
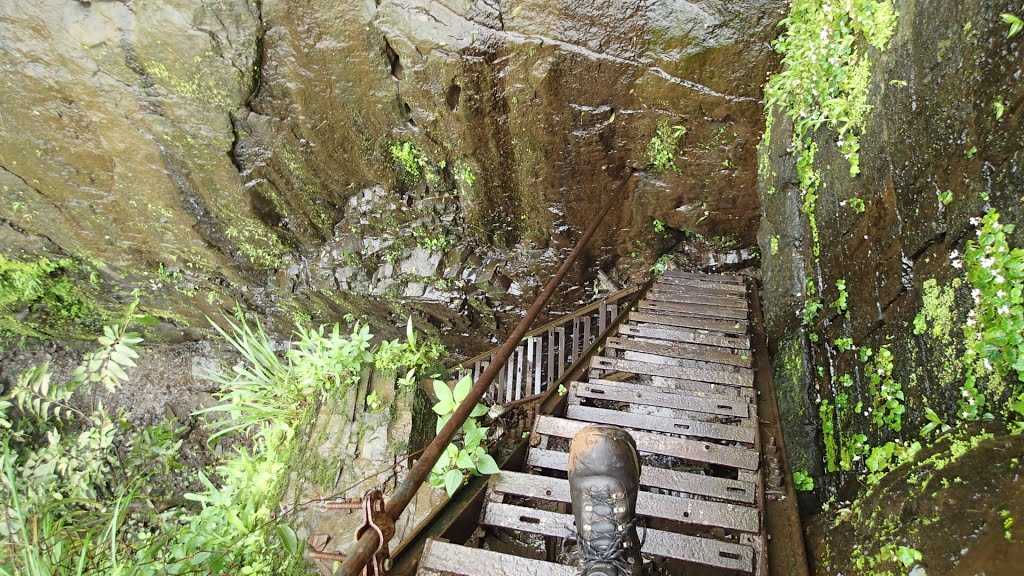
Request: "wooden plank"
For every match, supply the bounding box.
[524,339,535,399]
[638,302,751,326]
[482,503,753,573]
[599,301,608,334]
[534,337,544,394]
[566,404,756,444]
[583,315,592,347]
[572,318,580,365]
[591,356,754,389]
[617,350,755,387]
[653,282,748,300]
[608,334,752,367]
[418,539,574,576]
[663,270,746,285]
[547,329,556,386]
[648,289,748,308]
[573,379,750,418]
[640,300,749,321]
[619,323,751,351]
[491,471,759,532]
[629,311,748,336]
[657,276,748,294]
[589,375,749,400]
[534,416,759,470]
[556,327,566,379]
[527,448,756,503]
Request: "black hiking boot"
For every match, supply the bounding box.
[568,425,643,576]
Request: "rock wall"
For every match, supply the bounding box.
[757,0,1024,567]
[0,0,784,351]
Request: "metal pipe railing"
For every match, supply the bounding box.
[336,174,631,575]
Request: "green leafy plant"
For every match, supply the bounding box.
[864,346,905,432]
[374,317,446,386]
[1002,13,1023,38]
[793,470,815,491]
[390,141,429,181]
[652,219,667,235]
[961,210,1024,423]
[938,189,953,206]
[650,254,672,276]
[646,120,686,173]
[831,279,849,315]
[429,375,497,496]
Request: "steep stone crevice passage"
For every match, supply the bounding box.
[415,270,807,576]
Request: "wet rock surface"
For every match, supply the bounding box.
[759,0,1024,485]
[0,0,784,353]
[757,0,1024,571]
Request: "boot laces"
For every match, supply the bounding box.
[571,488,640,574]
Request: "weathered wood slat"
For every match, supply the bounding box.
[629,311,749,336]
[634,301,749,323]
[647,290,748,308]
[482,503,753,572]
[608,334,752,367]
[619,323,751,350]
[526,448,756,503]
[640,299,749,320]
[573,379,750,418]
[663,270,746,285]
[591,356,754,389]
[491,471,759,532]
[418,539,574,576]
[656,276,748,293]
[637,303,751,327]
[618,350,755,387]
[534,416,759,470]
[593,368,753,397]
[566,404,756,444]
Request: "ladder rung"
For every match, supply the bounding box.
[534,415,759,470]
[490,471,759,532]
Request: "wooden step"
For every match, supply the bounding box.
[656,276,748,294]
[591,356,754,389]
[619,323,751,351]
[573,377,751,418]
[482,502,754,573]
[663,270,746,285]
[629,312,749,336]
[618,350,754,386]
[418,539,574,576]
[526,448,756,503]
[608,335,752,368]
[490,471,760,532]
[647,289,748,308]
[587,375,751,401]
[639,299,749,321]
[566,404,756,444]
[534,416,759,470]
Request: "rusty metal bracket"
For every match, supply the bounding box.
[309,490,396,576]
[355,489,394,576]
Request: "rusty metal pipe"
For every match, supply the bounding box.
[336,175,630,575]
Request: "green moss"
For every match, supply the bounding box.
[0,254,100,341]
[225,219,287,270]
[913,277,963,390]
[763,0,897,258]
[821,398,839,472]
[646,120,687,173]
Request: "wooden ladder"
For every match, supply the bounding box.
[417,270,768,576]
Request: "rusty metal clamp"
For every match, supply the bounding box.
[354,489,394,576]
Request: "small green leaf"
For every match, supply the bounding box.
[453,374,472,404]
[433,380,454,406]
[895,545,922,568]
[276,524,300,556]
[476,453,500,475]
[1002,13,1023,38]
[456,449,476,470]
[444,469,464,496]
[470,402,489,417]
